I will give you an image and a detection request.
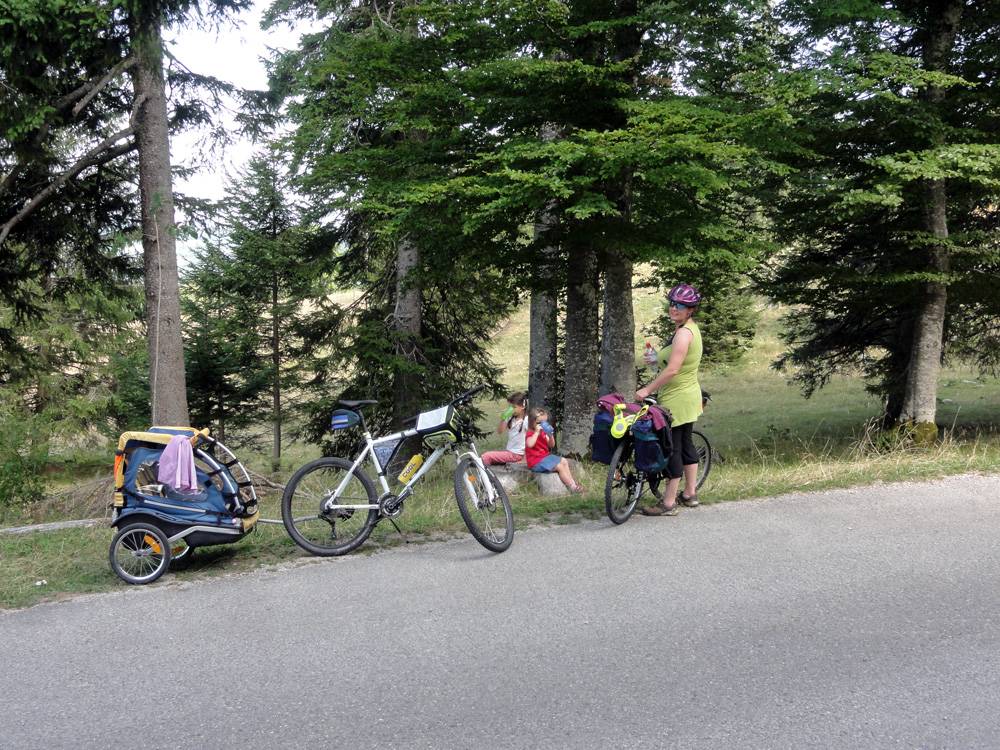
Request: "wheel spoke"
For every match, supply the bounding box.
[111,526,170,584]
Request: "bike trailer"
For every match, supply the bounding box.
[109,426,259,584]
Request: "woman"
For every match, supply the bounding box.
[635,283,703,516]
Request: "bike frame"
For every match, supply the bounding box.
[322,424,496,513]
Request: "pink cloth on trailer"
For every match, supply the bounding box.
[157,434,199,491]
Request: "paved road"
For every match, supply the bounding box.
[2,475,1000,749]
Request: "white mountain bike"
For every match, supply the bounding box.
[281,385,514,555]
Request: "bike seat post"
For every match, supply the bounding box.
[357,409,371,439]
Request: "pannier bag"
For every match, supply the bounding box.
[590,411,618,464]
[632,418,668,473]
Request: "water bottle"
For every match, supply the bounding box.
[644,341,659,373]
[397,454,424,483]
[540,421,555,436]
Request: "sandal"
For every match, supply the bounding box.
[679,493,699,507]
[640,501,679,517]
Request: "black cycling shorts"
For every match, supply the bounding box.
[665,422,699,479]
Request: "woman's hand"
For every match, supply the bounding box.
[635,387,650,401]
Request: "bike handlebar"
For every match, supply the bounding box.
[449,383,488,407]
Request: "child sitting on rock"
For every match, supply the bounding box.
[525,407,584,493]
[482,391,528,466]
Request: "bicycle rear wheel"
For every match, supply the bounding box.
[454,457,514,553]
[282,457,379,556]
[691,429,713,491]
[605,442,643,525]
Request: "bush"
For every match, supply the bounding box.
[0,406,49,519]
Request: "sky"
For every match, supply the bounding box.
[166,1,311,259]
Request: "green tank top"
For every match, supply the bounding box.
[657,320,702,427]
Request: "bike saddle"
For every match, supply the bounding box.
[338,399,378,409]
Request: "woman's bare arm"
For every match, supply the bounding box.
[636,328,692,398]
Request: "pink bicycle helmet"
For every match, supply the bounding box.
[667,283,702,306]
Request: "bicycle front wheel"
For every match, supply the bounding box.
[691,429,713,491]
[605,442,643,525]
[282,457,379,557]
[454,457,514,553]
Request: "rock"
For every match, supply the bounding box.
[535,472,569,497]
[533,458,583,497]
[489,462,532,494]
[489,458,584,498]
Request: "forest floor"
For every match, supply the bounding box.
[2,294,998,609]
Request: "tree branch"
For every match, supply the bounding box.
[1,57,136,201]
[71,56,136,119]
[0,128,136,247]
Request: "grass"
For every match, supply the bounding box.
[3,294,999,609]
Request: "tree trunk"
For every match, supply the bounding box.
[529,214,559,414]
[598,1,640,399]
[529,289,558,414]
[271,273,281,472]
[130,10,188,426]
[899,179,949,438]
[561,247,600,458]
[898,0,963,442]
[599,252,636,398]
[393,237,422,427]
[529,122,561,415]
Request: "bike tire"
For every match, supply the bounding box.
[282,457,379,557]
[109,522,172,585]
[454,458,514,553]
[605,442,642,525]
[691,429,712,491]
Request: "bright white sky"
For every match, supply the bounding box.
[168,0,302,198]
[166,1,312,259]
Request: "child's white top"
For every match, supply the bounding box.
[505,416,527,455]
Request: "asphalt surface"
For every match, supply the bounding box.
[2,474,1000,749]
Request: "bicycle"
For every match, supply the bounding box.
[281,384,514,556]
[604,396,714,525]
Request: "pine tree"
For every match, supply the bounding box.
[182,156,317,464]
[270,0,790,454]
[181,243,267,444]
[269,0,515,440]
[767,0,1000,434]
[1,0,260,425]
